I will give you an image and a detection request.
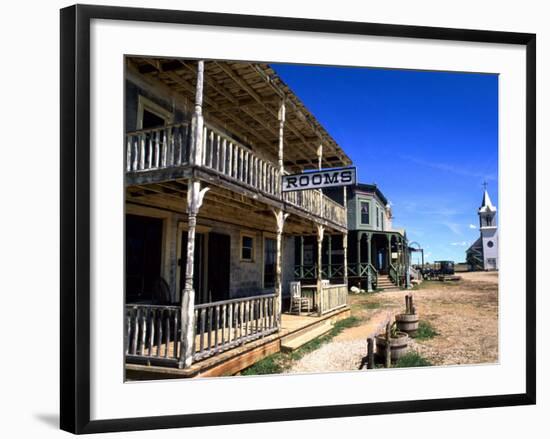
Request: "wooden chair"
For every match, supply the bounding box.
[289,282,312,315]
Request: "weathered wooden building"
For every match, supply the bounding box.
[295,184,411,291]
[124,57,352,376]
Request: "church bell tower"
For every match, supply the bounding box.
[479,187,498,270]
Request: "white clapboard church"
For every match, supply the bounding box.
[466,188,498,271]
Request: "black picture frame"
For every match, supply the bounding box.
[60,4,536,434]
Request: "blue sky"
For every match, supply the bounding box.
[272,63,498,263]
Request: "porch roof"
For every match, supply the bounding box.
[127,57,352,171]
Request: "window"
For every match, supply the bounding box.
[380,211,384,230]
[137,95,172,129]
[263,238,276,288]
[487,240,494,248]
[241,235,254,261]
[376,206,380,228]
[360,201,370,224]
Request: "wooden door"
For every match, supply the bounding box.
[207,232,231,303]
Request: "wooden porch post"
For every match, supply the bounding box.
[387,234,391,270]
[273,209,289,326]
[366,232,373,292]
[405,237,412,289]
[277,99,286,175]
[179,60,208,369]
[300,236,305,279]
[273,97,287,325]
[343,186,349,287]
[316,223,325,316]
[189,60,204,166]
[356,232,362,281]
[327,234,332,279]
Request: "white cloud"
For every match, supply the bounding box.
[469,224,477,229]
[450,241,468,247]
[443,222,462,235]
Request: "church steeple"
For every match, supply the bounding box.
[479,189,496,214]
[468,185,498,271]
[479,183,497,229]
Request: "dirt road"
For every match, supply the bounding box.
[288,271,498,373]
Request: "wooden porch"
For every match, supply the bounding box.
[124,58,352,372]
[126,304,351,380]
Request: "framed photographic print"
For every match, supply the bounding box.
[60,4,536,434]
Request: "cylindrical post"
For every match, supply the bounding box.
[316,224,325,316]
[180,181,199,368]
[272,209,288,327]
[189,60,205,166]
[366,233,373,292]
[356,232,362,283]
[179,61,206,368]
[385,322,392,368]
[327,234,332,279]
[277,99,285,176]
[343,186,349,287]
[367,337,374,369]
[300,236,305,279]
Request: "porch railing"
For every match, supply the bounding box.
[283,188,346,228]
[320,284,348,315]
[193,293,277,361]
[202,124,281,196]
[126,304,181,366]
[126,294,278,367]
[126,123,190,172]
[295,263,378,288]
[346,263,379,288]
[125,122,346,228]
[389,264,399,287]
[294,263,346,280]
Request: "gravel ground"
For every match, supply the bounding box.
[287,271,498,373]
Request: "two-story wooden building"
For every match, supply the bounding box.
[124,57,352,376]
[294,183,411,292]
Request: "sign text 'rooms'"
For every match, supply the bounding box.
[282,167,356,192]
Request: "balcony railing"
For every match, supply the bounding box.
[126,123,190,172]
[126,122,346,229]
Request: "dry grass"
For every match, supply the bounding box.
[354,271,499,366]
[288,271,498,373]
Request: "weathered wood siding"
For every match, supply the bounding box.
[126,203,296,303]
[125,80,189,132]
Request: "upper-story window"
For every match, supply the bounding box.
[137,95,173,130]
[360,202,370,225]
[376,206,380,228]
[380,211,384,230]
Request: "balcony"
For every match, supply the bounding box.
[126,121,347,230]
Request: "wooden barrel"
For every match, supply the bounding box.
[375,332,409,362]
[395,313,419,336]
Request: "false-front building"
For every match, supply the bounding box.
[124,57,351,375]
[295,183,411,292]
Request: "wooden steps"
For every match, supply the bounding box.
[280,321,333,352]
[377,275,400,291]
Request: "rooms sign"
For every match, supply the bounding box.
[282,167,356,192]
